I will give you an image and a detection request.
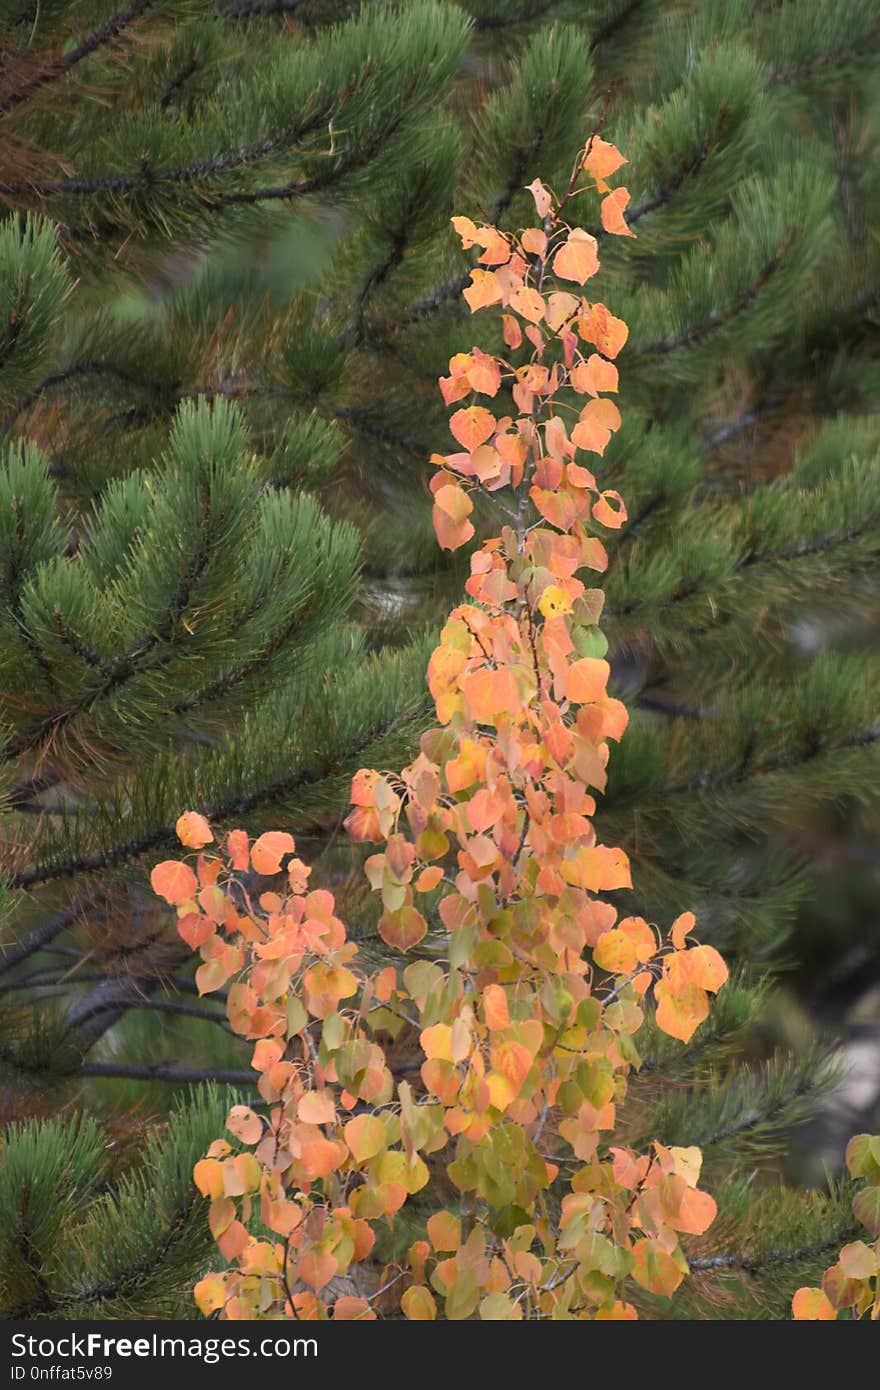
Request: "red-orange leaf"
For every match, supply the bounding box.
[578,304,629,359]
[151,860,197,905]
[250,831,296,875]
[450,406,496,451]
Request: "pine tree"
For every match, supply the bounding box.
[0,1085,228,1318]
[0,0,468,1101]
[1,0,878,1321]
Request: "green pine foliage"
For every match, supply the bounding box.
[0,0,877,1319]
[0,1086,227,1318]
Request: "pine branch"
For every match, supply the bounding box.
[689,1229,858,1276]
[0,0,156,116]
[0,898,95,976]
[8,702,412,890]
[78,1060,254,1084]
[474,0,560,31]
[768,32,880,89]
[666,726,880,798]
[0,108,335,199]
[222,0,308,19]
[589,0,646,54]
[631,235,796,359]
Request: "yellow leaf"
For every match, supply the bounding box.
[792,1287,837,1320]
[194,1275,226,1316]
[344,1114,386,1164]
[421,1023,454,1061]
[402,1286,437,1320]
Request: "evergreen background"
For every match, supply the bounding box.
[0,0,877,1317]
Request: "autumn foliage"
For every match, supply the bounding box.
[792,1134,880,1320]
[151,136,729,1320]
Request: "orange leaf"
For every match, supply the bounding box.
[463,269,503,312]
[601,187,635,238]
[250,831,295,875]
[502,314,522,350]
[483,983,510,1030]
[451,215,479,247]
[193,1159,224,1199]
[177,912,215,949]
[509,286,545,323]
[654,978,709,1043]
[521,228,547,256]
[530,486,577,531]
[194,1275,226,1316]
[578,304,628,359]
[226,1105,263,1145]
[414,865,444,893]
[670,911,696,950]
[450,406,496,451]
[838,1241,878,1279]
[582,396,622,433]
[226,828,249,870]
[553,230,599,284]
[175,811,213,848]
[491,1039,533,1096]
[433,483,475,552]
[677,1187,718,1235]
[682,944,728,993]
[297,1248,337,1291]
[583,136,627,182]
[332,1296,375,1320]
[421,1023,453,1061]
[565,657,610,703]
[792,1287,837,1320]
[298,1091,336,1125]
[571,415,611,456]
[151,860,197,906]
[593,929,638,975]
[570,354,618,397]
[378,905,428,952]
[618,916,658,963]
[427,1211,462,1252]
[462,667,520,722]
[593,490,627,529]
[595,1301,637,1320]
[476,229,512,266]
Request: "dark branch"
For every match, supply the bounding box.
[0,0,155,116]
[78,1060,255,1084]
